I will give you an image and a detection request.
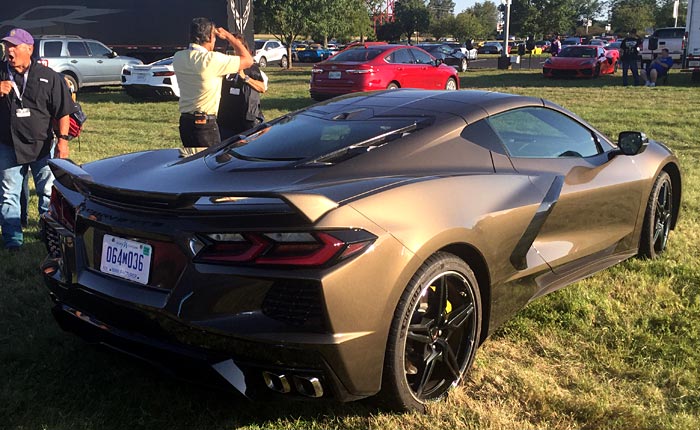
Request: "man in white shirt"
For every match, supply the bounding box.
[173,17,253,147]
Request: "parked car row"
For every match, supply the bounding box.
[309,44,459,101]
[31,34,142,93]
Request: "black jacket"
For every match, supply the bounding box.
[0,60,75,164]
[217,64,264,134]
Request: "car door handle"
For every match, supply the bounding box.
[97,60,104,63]
[396,67,403,70]
[71,60,78,63]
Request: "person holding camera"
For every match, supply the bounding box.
[173,17,253,148]
[641,48,673,87]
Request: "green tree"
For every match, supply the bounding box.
[429,16,457,40]
[655,0,687,27]
[427,0,456,21]
[254,0,315,68]
[610,0,656,35]
[466,1,499,37]
[376,20,404,41]
[307,0,372,45]
[453,11,489,40]
[394,0,431,43]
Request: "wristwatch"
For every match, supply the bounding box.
[58,134,71,140]
[244,75,250,83]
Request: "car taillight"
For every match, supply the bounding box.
[311,67,324,74]
[48,187,76,232]
[153,71,175,77]
[196,230,376,267]
[38,58,49,67]
[346,67,373,74]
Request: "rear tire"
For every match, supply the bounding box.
[387,82,399,90]
[460,58,468,72]
[639,171,673,259]
[380,252,481,412]
[280,55,288,68]
[445,77,457,90]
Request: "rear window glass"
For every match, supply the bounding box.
[220,114,425,161]
[654,28,684,38]
[153,57,173,66]
[42,41,63,57]
[328,48,384,62]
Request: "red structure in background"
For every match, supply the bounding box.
[369,0,395,30]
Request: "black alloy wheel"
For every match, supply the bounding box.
[381,252,481,411]
[640,171,673,258]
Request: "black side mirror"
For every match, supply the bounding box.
[109,51,118,58]
[617,131,649,155]
[434,58,443,66]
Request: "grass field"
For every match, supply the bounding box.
[1,66,699,430]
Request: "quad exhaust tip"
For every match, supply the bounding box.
[262,371,291,393]
[262,371,324,398]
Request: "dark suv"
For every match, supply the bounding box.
[32,35,142,92]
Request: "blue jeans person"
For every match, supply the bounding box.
[622,58,640,86]
[0,143,55,249]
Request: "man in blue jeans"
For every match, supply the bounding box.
[620,29,642,86]
[0,28,75,252]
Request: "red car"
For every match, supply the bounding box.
[543,45,619,78]
[310,44,459,100]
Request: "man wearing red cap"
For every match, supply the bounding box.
[0,28,76,252]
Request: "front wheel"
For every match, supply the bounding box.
[639,171,673,258]
[62,73,78,94]
[380,252,482,411]
[279,55,288,68]
[445,77,457,90]
[460,58,468,72]
[258,56,267,68]
[386,82,399,90]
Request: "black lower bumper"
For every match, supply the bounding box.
[42,271,358,402]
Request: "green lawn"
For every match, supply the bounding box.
[2,67,698,430]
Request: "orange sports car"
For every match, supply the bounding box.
[543,45,620,78]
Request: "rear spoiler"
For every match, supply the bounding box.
[48,159,339,223]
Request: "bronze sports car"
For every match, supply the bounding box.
[41,90,681,411]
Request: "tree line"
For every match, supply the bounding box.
[254,0,688,67]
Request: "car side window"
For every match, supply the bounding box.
[87,41,112,57]
[411,49,433,64]
[67,41,89,57]
[487,107,601,158]
[387,49,415,64]
[43,41,62,57]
